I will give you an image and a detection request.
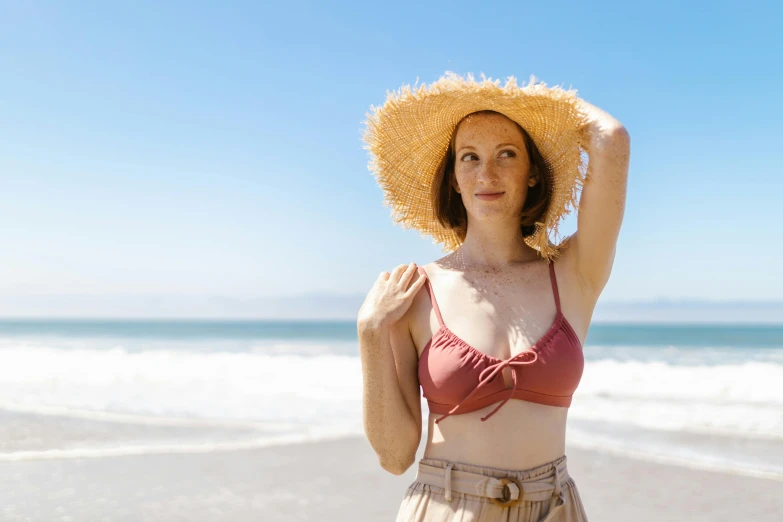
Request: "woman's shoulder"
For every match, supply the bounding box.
[420,254,459,276]
[419,260,443,276]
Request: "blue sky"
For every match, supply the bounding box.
[1,1,781,318]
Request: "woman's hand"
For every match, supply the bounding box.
[358,262,425,474]
[358,262,426,330]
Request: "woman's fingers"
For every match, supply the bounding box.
[389,263,409,281]
[397,262,418,285]
[404,270,427,298]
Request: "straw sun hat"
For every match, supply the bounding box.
[361,71,595,262]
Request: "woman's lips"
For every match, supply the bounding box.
[475,192,504,201]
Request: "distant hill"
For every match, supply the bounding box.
[0,293,781,323]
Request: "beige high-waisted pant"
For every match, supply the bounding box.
[395,454,588,521]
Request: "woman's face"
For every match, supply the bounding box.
[451,112,533,221]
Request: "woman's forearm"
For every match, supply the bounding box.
[358,318,420,474]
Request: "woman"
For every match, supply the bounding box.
[358,72,630,521]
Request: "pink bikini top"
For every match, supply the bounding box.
[417,263,584,424]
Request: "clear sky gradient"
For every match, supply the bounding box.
[1,1,781,318]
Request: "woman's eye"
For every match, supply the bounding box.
[461,150,515,161]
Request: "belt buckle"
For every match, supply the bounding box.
[491,476,524,507]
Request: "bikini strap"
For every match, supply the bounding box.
[418,266,445,328]
[548,261,562,314]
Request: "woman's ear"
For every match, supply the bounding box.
[527,166,538,187]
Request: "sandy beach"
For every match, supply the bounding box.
[1,321,780,521]
[0,432,779,521]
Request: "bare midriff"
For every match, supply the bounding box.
[422,399,568,470]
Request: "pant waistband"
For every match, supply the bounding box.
[414,458,569,520]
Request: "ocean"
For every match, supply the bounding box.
[0,319,780,480]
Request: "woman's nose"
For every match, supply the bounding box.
[477,159,499,181]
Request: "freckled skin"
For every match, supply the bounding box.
[361,109,620,473]
[451,112,536,246]
[407,113,587,470]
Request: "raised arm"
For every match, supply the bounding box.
[570,98,631,297]
[358,263,425,475]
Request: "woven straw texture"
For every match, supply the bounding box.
[362,71,594,261]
